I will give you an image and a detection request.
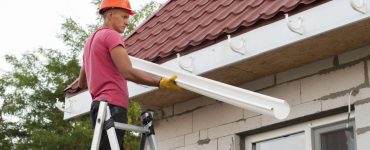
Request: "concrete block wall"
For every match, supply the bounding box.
[355,99,370,150]
[153,45,370,150]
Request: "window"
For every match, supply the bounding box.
[313,120,356,150]
[244,113,356,150]
[253,132,305,150]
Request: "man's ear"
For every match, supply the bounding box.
[107,11,112,18]
[106,11,114,20]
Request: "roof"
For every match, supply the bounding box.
[125,0,319,62]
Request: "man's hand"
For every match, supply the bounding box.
[159,76,182,91]
[64,79,82,95]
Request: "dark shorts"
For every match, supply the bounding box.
[90,101,128,150]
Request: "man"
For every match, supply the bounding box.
[66,0,180,149]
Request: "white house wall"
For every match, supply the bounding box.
[355,85,370,149]
[153,44,370,150]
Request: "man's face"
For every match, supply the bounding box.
[109,9,130,33]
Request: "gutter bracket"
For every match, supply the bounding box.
[177,53,194,73]
[227,35,246,55]
[55,98,72,113]
[350,0,368,14]
[285,14,305,35]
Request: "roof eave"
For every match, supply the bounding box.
[131,0,370,109]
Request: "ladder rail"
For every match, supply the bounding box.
[105,106,120,150]
[91,102,108,150]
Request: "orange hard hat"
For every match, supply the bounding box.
[99,0,135,15]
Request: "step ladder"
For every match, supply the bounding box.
[91,101,157,150]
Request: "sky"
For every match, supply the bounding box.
[0,0,167,107]
[0,0,167,73]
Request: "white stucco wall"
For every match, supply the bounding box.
[152,44,370,150]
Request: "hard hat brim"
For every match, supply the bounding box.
[99,8,136,15]
[128,10,135,15]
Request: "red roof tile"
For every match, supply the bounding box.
[126,0,319,62]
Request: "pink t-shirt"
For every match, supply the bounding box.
[83,28,129,108]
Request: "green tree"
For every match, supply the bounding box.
[0,0,160,149]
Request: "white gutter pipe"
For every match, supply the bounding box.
[131,56,290,119]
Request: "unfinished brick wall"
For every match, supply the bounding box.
[152,45,370,150]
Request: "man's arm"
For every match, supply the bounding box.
[110,45,161,87]
[78,66,87,89]
[64,67,86,95]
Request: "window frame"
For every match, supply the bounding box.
[252,131,306,150]
[312,119,356,150]
[244,112,355,150]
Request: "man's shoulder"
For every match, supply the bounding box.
[99,28,120,36]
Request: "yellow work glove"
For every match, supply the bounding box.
[159,76,182,91]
